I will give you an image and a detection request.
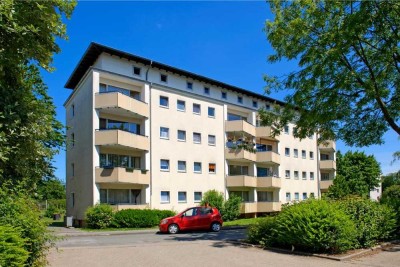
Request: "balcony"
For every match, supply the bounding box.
[226,175,257,187]
[110,204,149,211]
[95,92,149,118]
[95,129,149,151]
[95,167,150,185]
[256,126,280,141]
[320,160,336,170]
[257,177,281,188]
[225,120,255,136]
[320,180,333,191]
[225,148,256,162]
[318,140,336,152]
[240,202,281,213]
[256,151,280,165]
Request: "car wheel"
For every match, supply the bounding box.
[168,224,179,234]
[211,222,221,232]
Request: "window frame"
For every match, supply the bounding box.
[193,132,201,144]
[187,81,193,90]
[160,74,168,83]
[204,87,210,95]
[285,170,290,179]
[178,191,187,203]
[160,191,170,203]
[208,107,215,118]
[133,66,141,76]
[221,91,227,99]
[237,96,243,104]
[193,103,201,115]
[159,96,169,108]
[160,159,170,171]
[177,100,186,111]
[177,160,187,172]
[208,163,216,174]
[194,162,202,173]
[194,192,202,202]
[160,127,169,139]
[177,130,186,142]
[208,135,216,146]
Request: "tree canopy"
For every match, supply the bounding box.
[0,0,76,189]
[327,151,381,198]
[261,0,400,147]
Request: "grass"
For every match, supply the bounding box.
[223,217,266,227]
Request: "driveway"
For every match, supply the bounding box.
[48,229,400,267]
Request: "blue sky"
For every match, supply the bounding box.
[42,1,399,181]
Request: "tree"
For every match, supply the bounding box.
[36,177,65,200]
[261,0,400,147]
[382,171,400,192]
[380,185,400,233]
[201,190,224,212]
[0,0,76,189]
[327,151,381,198]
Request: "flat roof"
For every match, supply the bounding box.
[65,42,285,105]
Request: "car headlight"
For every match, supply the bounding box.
[160,219,169,225]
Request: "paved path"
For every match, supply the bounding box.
[48,228,400,267]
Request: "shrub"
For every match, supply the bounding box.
[272,199,357,253]
[85,204,114,229]
[380,185,400,234]
[113,209,159,228]
[0,225,29,267]
[201,190,224,211]
[152,209,176,221]
[221,194,242,221]
[0,187,53,267]
[337,197,396,247]
[247,216,277,246]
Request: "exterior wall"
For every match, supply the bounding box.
[150,86,225,211]
[370,183,382,201]
[65,72,95,222]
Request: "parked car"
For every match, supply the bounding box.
[159,206,223,234]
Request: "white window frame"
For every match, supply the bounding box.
[302,150,306,159]
[294,171,299,180]
[177,130,186,142]
[208,135,216,146]
[285,170,290,179]
[177,160,186,172]
[209,163,216,174]
[294,149,298,158]
[194,162,202,173]
[302,171,307,180]
[160,127,169,139]
[285,147,290,157]
[193,103,201,115]
[177,100,186,112]
[194,192,202,202]
[208,107,215,118]
[310,172,314,180]
[193,132,201,144]
[160,159,170,171]
[160,191,170,203]
[159,96,169,108]
[178,191,187,203]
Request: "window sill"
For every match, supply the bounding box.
[160,137,169,140]
[177,139,186,142]
[159,105,169,109]
[178,170,187,173]
[194,171,202,174]
[193,112,201,115]
[160,169,170,172]
[177,109,185,112]
[208,143,216,146]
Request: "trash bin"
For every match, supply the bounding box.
[53,213,61,220]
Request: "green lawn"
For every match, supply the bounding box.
[223,217,266,227]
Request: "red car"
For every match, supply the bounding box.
[159,206,223,234]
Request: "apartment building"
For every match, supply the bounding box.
[64,43,336,225]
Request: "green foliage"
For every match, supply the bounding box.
[0,187,53,267]
[382,172,400,192]
[37,178,66,200]
[44,199,66,218]
[273,200,357,253]
[247,216,277,246]
[261,0,400,146]
[337,197,396,247]
[381,185,400,233]
[0,225,29,267]
[85,204,114,229]
[328,151,381,198]
[221,194,242,222]
[151,209,176,221]
[112,209,161,228]
[201,190,224,211]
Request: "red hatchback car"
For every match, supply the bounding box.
[159,206,223,234]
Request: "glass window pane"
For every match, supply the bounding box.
[208,135,215,145]
[193,133,201,143]
[178,161,186,172]
[160,127,169,138]
[194,162,202,172]
[178,130,186,141]
[208,107,215,117]
[177,100,185,111]
[161,160,169,170]
[178,192,187,202]
[160,96,169,107]
[194,192,202,202]
[193,104,201,114]
[161,191,170,202]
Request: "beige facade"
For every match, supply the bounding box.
[65,43,336,224]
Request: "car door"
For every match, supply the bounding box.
[198,207,213,229]
[180,208,200,230]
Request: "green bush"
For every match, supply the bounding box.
[152,209,176,221]
[85,204,114,229]
[0,187,53,267]
[113,209,159,228]
[380,185,400,234]
[247,216,277,246]
[337,197,396,247]
[222,194,242,221]
[0,225,29,267]
[272,200,357,253]
[201,190,224,211]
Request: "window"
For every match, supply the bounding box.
[302,171,307,180]
[258,191,273,202]
[71,133,75,147]
[310,172,315,180]
[310,193,315,198]
[310,151,314,160]
[99,154,141,169]
[160,96,169,107]
[284,125,289,134]
[257,167,273,177]
[178,161,186,172]
[187,81,193,90]
[160,127,169,139]
[286,192,291,201]
[303,193,307,200]
[209,163,216,174]
[71,193,75,207]
[230,191,249,202]
[204,87,210,95]
[99,118,141,134]
[321,173,330,181]
[238,96,243,104]
[178,192,187,202]
[71,163,75,177]
[194,192,202,202]
[265,104,271,110]
[285,170,290,179]
[194,162,202,173]
[294,193,299,201]
[321,154,330,160]
[193,103,201,114]
[177,130,186,141]
[294,149,298,158]
[193,132,201,144]
[302,150,306,158]
[221,92,227,99]
[161,191,170,203]
[208,107,215,117]
[229,165,249,176]
[285,147,290,156]
[160,159,169,171]
[71,104,75,117]
[252,101,258,108]
[294,171,299,180]
[160,74,168,83]
[208,135,216,146]
[133,66,141,76]
[177,100,185,111]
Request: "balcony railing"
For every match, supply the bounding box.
[256,126,280,141]
[320,179,334,191]
[110,204,149,211]
[240,202,281,213]
[226,175,281,188]
[95,92,149,118]
[225,120,256,136]
[95,129,149,151]
[318,140,336,151]
[256,151,281,165]
[320,160,336,170]
[95,167,150,185]
[225,148,256,162]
